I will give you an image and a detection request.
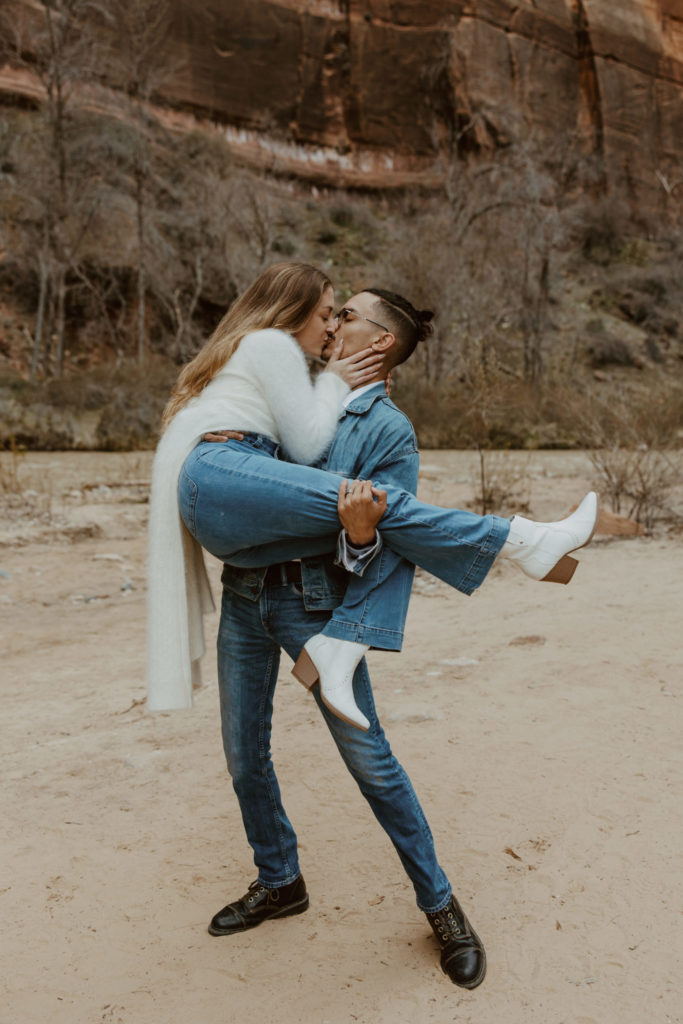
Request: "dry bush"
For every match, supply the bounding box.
[572,195,630,266]
[0,438,57,524]
[565,388,683,530]
[589,446,681,530]
[586,250,682,365]
[0,440,24,494]
[393,366,578,451]
[0,358,175,450]
[587,334,637,369]
[470,450,532,517]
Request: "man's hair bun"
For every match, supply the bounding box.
[416,309,435,342]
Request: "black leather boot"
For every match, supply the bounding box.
[208,876,309,936]
[426,895,486,989]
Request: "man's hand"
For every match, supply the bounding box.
[338,479,388,546]
[202,429,245,443]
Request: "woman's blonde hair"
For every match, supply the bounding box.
[162,261,332,427]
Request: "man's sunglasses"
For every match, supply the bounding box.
[336,307,389,333]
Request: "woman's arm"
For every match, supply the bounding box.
[243,330,373,464]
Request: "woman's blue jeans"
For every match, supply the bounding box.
[178,437,510,644]
[217,574,453,913]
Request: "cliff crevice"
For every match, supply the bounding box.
[571,0,605,170]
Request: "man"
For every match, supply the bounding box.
[205,289,486,990]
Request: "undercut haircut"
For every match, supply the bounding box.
[363,288,434,367]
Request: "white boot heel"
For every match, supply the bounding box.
[292,635,370,732]
[542,553,579,584]
[291,648,320,691]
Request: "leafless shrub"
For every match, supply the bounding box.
[590,263,682,359]
[570,390,683,530]
[589,446,681,530]
[470,450,532,517]
[572,195,630,266]
[0,440,24,494]
[0,437,58,524]
[587,334,637,369]
[393,366,569,451]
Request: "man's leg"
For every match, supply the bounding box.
[267,578,486,987]
[267,581,451,913]
[214,572,485,985]
[315,661,455,909]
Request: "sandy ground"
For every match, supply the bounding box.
[1,449,681,1024]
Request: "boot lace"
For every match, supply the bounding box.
[429,902,468,945]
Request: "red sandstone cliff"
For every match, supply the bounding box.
[2,0,682,202]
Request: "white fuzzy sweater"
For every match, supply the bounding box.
[147,329,350,711]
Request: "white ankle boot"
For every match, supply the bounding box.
[292,635,370,731]
[499,491,598,583]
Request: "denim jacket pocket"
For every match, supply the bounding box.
[300,557,347,610]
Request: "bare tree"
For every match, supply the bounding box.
[222,172,282,292]
[96,0,178,363]
[445,140,572,383]
[1,0,102,377]
[125,129,235,361]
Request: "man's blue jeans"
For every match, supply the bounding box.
[179,437,510,648]
[217,576,453,913]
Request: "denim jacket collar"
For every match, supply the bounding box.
[341,381,387,417]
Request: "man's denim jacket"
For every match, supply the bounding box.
[221,382,419,624]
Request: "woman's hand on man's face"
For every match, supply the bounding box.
[325,341,385,388]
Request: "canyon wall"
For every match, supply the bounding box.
[157,0,683,203]
[2,1,682,203]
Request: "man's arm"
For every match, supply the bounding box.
[335,434,419,650]
[334,418,419,575]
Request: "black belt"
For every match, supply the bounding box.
[264,561,302,586]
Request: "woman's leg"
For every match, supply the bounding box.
[181,439,593,730]
[179,441,510,595]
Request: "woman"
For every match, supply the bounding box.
[148,262,597,729]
